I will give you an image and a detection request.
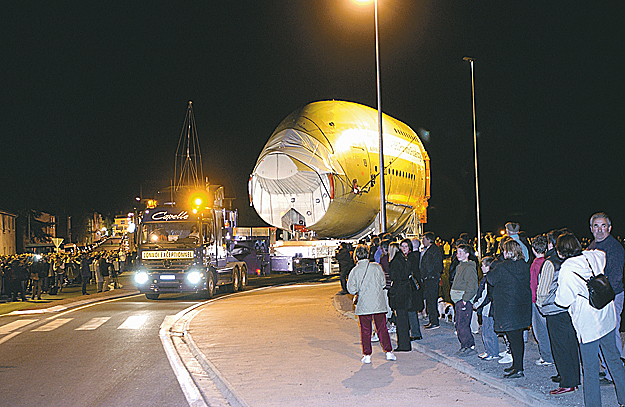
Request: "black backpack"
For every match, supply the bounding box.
[572,257,615,310]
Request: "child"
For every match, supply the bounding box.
[450,244,478,355]
[474,256,499,360]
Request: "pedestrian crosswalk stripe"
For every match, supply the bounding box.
[76,317,111,331]
[0,319,38,334]
[32,318,73,332]
[117,315,149,330]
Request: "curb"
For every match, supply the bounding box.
[166,292,253,407]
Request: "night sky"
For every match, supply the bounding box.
[1,2,623,241]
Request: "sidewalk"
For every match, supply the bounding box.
[333,293,615,407]
[0,274,139,316]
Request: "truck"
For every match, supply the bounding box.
[134,186,247,299]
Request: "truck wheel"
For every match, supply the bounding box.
[240,265,247,290]
[145,293,159,300]
[231,267,240,292]
[204,272,215,299]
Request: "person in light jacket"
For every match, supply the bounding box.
[555,232,625,406]
[348,244,396,364]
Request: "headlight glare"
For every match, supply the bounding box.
[135,271,149,285]
[187,270,202,285]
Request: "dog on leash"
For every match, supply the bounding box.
[438,297,455,323]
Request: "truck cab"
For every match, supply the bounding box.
[134,202,247,299]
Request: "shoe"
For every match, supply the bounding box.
[394,347,411,352]
[83,293,90,295]
[600,377,614,386]
[460,348,477,357]
[410,336,422,341]
[499,350,508,357]
[424,324,440,330]
[498,352,513,364]
[483,355,499,361]
[550,387,577,395]
[503,366,515,373]
[361,355,372,364]
[371,332,379,342]
[535,358,553,366]
[478,352,489,359]
[503,369,524,379]
[386,352,396,361]
[551,375,561,382]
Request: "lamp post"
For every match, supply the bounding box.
[463,56,482,259]
[355,0,386,233]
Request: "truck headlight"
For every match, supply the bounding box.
[187,270,202,285]
[135,271,149,285]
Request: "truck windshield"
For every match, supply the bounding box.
[140,222,201,245]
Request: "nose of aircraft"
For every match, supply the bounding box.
[250,128,336,231]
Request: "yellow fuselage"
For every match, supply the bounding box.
[249,100,430,238]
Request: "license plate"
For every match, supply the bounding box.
[160,275,176,280]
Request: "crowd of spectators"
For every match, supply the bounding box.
[344,212,625,407]
[0,249,135,302]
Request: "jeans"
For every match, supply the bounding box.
[602,291,624,380]
[423,278,440,325]
[532,303,553,363]
[455,300,475,349]
[358,313,392,355]
[546,311,581,388]
[505,329,525,371]
[394,308,411,350]
[481,316,500,357]
[579,329,625,407]
[408,310,421,338]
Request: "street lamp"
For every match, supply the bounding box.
[355,0,386,233]
[463,56,482,259]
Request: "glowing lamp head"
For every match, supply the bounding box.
[189,191,209,209]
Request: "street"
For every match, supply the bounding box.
[186,281,520,407]
[0,294,196,406]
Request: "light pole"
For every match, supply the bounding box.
[355,0,386,233]
[463,56,482,259]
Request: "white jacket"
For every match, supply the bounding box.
[347,260,388,316]
[555,250,616,344]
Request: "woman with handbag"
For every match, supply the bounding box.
[555,232,625,407]
[347,244,396,364]
[388,242,413,352]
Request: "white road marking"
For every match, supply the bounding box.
[76,317,111,331]
[32,318,73,332]
[0,319,38,334]
[117,315,149,330]
[0,331,22,345]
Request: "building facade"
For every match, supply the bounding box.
[0,209,17,255]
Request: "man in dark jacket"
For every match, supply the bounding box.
[336,242,354,295]
[81,255,93,295]
[420,232,443,329]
